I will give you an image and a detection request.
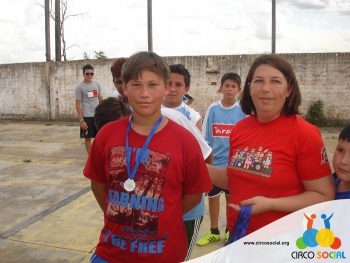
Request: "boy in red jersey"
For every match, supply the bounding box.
[84,51,211,263]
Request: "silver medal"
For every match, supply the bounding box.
[124,178,136,192]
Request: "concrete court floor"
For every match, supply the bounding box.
[0,121,341,263]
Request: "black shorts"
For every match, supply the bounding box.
[208,185,229,197]
[80,117,98,138]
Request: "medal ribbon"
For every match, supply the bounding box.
[125,115,163,182]
[226,204,252,245]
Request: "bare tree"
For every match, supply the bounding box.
[59,0,87,61]
[37,0,86,61]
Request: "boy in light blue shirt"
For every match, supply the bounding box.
[197,72,245,246]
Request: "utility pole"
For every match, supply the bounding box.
[55,0,61,61]
[147,0,153,52]
[45,0,51,61]
[272,0,276,53]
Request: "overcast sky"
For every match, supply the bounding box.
[0,0,349,64]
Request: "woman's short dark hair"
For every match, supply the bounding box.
[240,54,301,116]
[95,97,131,130]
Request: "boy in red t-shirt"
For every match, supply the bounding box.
[83,51,212,263]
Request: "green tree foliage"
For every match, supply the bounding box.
[305,100,327,127]
[83,52,90,59]
[93,50,108,59]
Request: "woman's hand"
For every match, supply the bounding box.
[229,196,273,215]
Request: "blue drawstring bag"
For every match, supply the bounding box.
[226,205,252,245]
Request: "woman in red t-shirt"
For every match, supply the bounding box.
[208,54,335,236]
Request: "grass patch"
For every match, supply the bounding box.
[23,156,32,163]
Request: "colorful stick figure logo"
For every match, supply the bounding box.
[296,213,342,250]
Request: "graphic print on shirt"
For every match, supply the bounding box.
[321,146,329,165]
[87,89,98,98]
[211,123,235,138]
[102,146,171,255]
[106,146,169,231]
[229,146,273,177]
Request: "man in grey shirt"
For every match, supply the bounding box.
[75,64,103,154]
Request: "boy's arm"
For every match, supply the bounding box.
[76,100,88,130]
[181,127,212,213]
[205,152,214,164]
[98,84,103,102]
[201,108,211,143]
[182,194,202,214]
[91,180,106,212]
[207,164,228,190]
[75,99,83,121]
[75,86,83,122]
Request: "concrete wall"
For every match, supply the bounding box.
[0,62,50,120]
[0,53,349,121]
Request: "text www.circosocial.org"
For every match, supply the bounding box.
[243,241,290,246]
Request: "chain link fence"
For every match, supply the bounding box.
[153,0,350,55]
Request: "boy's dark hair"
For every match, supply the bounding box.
[240,54,301,116]
[83,64,94,73]
[170,64,191,87]
[339,124,350,142]
[94,97,131,130]
[111,58,127,79]
[121,51,170,85]
[221,72,241,87]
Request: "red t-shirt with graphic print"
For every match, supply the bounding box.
[84,117,212,263]
[227,115,331,234]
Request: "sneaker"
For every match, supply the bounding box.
[225,231,230,244]
[196,231,220,246]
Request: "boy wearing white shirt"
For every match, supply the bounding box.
[163,64,202,130]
